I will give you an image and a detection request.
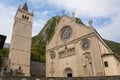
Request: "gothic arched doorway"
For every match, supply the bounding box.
[64,67,73,77]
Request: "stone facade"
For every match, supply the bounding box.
[46,15,120,77]
[9,2,33,76]
[0,76,120,80]
[102,54,120,76]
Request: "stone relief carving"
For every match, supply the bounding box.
[50,61,55,77]
[81,52,93,76]
[59,48,75,59]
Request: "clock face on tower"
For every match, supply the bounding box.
[60,26,72,41]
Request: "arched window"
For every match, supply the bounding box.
[22,15,29,21]
[25,16,27,19]
[26,17,29,21]
[22,15,25,19]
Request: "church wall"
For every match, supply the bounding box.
[47,17,94,49]
[46,15,117,77]
[46,51,51,77]
[58,55,78,77]
[75,41,83,77]
[102,55,120,76]
[46,42,80,77]
[46,35,106,77]
[75,38,94,77]
[47,16,92,49]
[51,49,59,77]
[57,17,76,46]
[75,25,93,39]
[90,36,105,76]
[46,49,59,77]
[113,56,120,75]
[97,38,111,54]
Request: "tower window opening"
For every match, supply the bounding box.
[18,66,21,70]
[25,16,27,19]
[22,15,29,21]
[26,17,29,21]
[22,15,25,19]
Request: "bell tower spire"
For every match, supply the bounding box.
[22,0,28,11]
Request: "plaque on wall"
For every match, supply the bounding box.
[0,34,6,49]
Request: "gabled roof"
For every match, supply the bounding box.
[22,2,28,11]
[101,53,120,61]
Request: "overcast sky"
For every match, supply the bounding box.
[0,0,120,43]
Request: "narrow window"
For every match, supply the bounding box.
[104,61,109,67]
[22,15,24,19]
[25,16,27,19]
[26,17,29,21]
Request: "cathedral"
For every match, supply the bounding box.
[8,2,120,77]
[46,13,120,77]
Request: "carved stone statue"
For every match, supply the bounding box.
[72,12,75,17]
[62,10,65,16]
[81,52,93,76]
[50,61,55,77]
[88,20,93,26]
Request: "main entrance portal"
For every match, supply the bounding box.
[67,73,72,77]
[64,68,73,77]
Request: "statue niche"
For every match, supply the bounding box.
[81,52,93,76]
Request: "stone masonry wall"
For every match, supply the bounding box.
[0,76,120,80]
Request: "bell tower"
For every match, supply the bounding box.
[9,2,33,76]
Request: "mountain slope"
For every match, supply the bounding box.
[104,39,120,54]
[31,16,61,62]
